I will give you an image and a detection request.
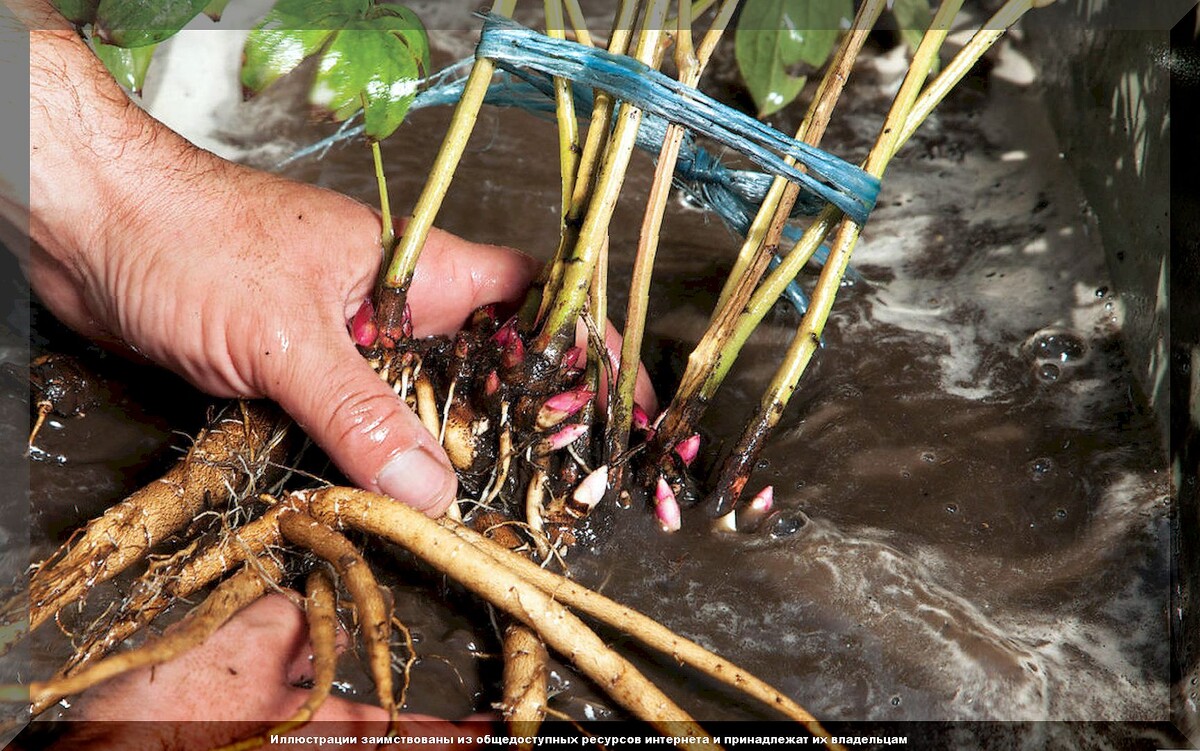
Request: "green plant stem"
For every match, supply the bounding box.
[722,0,1043,395]
[586,241,607,437]
[533,0,672,362]
[897,0,1048,153]
[566,2,636,215]
[665,0,718,29]
[655,0,886,448]
[562,0,595,45]
[656,0,722,57]
[373,0,518,344]
[545,0,582,219]
[692,0,737,61]
[726,0,1051,407]
[370,140,394,254]
[713,0,888,315]
[530,0,636,327]
[610,0,735,460]
[708,0,968,514]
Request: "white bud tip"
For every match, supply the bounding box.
[572,465,609,509]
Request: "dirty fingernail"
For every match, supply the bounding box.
[377,447,456,514]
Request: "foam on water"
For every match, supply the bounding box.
[851,60,1126,406]
[625,464,1167,722]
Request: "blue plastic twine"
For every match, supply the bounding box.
[475,14,878,225]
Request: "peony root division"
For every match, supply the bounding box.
[17,438,837,748]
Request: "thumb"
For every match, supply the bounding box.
[267,332,458,516]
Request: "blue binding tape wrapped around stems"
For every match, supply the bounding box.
[285,14,880,313]
[474,13,878,226]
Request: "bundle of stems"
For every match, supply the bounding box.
[363,0,1057,533]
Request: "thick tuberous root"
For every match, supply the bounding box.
[277,509,398,721]
[294,486,841,746]
[502,623,548,746]
[29,556,285,712]
[17,439,836,747]
[299,487,714,744]
[61,504,289,677]
[29,401,289,633]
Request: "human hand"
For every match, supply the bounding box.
[26,29,655,517]
[27,29,539,515]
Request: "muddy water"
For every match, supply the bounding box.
[10,15,1176,741]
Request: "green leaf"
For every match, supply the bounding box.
[202,0,231,21]
[52,0,98,26]
[309,28,375,120]
[94,40,157,95]
[310,25,424,140]
[94,0,209,48]
[369,5,431,74]
[891,0,935,62]
[241,25,333,96]
[241,0,429,141]
[254,0,372,31]
[735,0,853,117]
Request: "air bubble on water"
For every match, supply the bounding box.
[921,451,936,463]
[1030,457,1053,479]
[1027,329,1088,364]
[1095,286,1108,298]
[769,512,807,538]
[945,503,959,514]
[1032,328,1089,362]
[1055,508,1068,520]
[1037,363,1061,382]
[890,695,902,706]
